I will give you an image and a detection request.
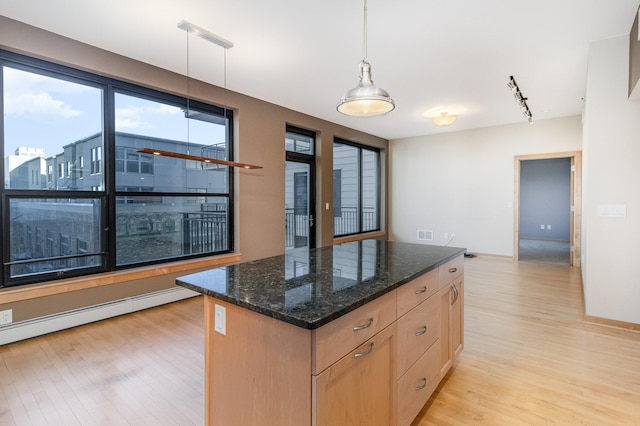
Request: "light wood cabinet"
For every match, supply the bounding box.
[313,324,397,426]
[201,254,464,426]
[396,268,439,317]
[395,268,442,426]
[312,291,396,375]
[439,258,464,378]
[396,292,439,376]
[397,342,440,426]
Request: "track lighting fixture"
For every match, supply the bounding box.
[507,75,533,124]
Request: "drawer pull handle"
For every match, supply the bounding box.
[448,267,458,273]
[452,283,459,304]
[415,286,428,294]
[353,317,374,331]
[415,378,428,391]
[415,326,428,336]
[354,342,375,358]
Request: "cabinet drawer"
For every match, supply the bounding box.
[396,293,440,375]
[397,269,439,317]
[312,290,396,374]
[438,255,464,288]
[397,342,440,426]
[313,324,397,426]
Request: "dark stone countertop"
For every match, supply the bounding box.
[176,240,465,329]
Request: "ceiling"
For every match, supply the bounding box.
[1,0,639,140]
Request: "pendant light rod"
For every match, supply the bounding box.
[363,0,368,60]
[177,20,233,50]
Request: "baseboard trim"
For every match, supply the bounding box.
[583,315,640,332]
[468,253,514,261]
[0,286,199,346]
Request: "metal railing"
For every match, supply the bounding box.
[285,207,378,248]
[182,211,228,254]
[334,207,377,236]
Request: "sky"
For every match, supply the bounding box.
[3,65,226,161]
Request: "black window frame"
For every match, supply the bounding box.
[0,49,234,288]
[333,137,381,237]
[285,125,317,250]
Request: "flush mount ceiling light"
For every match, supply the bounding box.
[337,0,395,116]
[508,75,533,124]
[432,112,457,126]
[138,20,262,169]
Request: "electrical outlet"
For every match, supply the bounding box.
[547,225,551,230]
[214,304,226,335]
[444,233,448,240]
[540,224,545,230]
[0,309,13,326]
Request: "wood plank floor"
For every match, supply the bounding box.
[413,257,640,425]
[1,256,639,425]
[0,297,206,425]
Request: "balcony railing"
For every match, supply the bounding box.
[182,211,228,254]
[334,207,377,236]
[285,207,378,248]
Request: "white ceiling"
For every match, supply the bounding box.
[1,0,639,140]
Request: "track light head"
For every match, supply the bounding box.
[508,75,533,123]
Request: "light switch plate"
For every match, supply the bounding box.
[597,204,627,218]
[214,304,226,335]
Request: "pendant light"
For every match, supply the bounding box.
[337,0,395,116]
[138,20,262,169]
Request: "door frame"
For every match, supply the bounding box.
[513,151,582,267]
[286,152,316,250]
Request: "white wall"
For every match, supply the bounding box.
[583,35,640,324]
[389,116,582,256]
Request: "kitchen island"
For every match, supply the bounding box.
[177,240,465,426]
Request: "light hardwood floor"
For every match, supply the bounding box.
[413,257,640,425]
[1,257,640,425]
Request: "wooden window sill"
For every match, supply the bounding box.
[0,253,241,304]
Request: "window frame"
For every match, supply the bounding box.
[1,49,234,288]
[333,137,381,237]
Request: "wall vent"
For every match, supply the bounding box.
[417,230,433,241]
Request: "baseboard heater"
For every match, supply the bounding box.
[0,286,199,346]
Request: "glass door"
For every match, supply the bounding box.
[286,159,315,252]
[285,127,316,264]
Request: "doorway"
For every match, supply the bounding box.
[514,151,582,266]
[285,126,316,261]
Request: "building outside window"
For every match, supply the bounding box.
[90,146,101,175]
[1,50,233,288]
[333,138,380,236]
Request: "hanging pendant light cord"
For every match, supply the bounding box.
[363,0,368,61]
[186,30,191,155]
[224,47,228,153]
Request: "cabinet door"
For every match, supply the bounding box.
[451,278,464,359]
[439,277,464,378]
[439,283,453,378]
[313,324,397,426]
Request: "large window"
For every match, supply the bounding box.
[333,138,380,236]
[1,50,233,287]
